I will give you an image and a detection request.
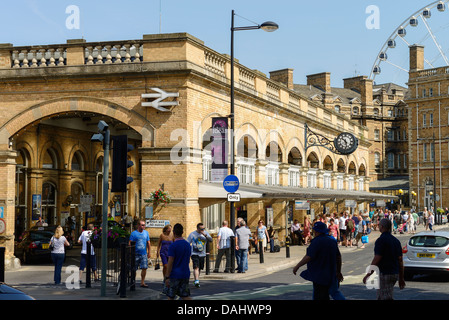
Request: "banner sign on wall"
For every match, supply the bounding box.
[211,117,229,182]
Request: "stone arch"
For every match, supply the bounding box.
[285,137,305,166]
[323,155,334,171]
[287,146,303,166]
[307,151,320,169]
[197,112,227,150]
[15,141,35,167]
[235,122,263,157]
[0,96,155,148]
[68,144,90,171]
[348,161,357,175]
[336,158,346,173]
[39,140,64,169]
[236,134,259,159]
[263,130,286,162]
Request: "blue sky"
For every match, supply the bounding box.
[1,0,448,88]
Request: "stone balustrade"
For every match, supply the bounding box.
[0,33,368,140]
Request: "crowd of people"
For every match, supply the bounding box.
[45,205,442,300]
[288,207,439,250]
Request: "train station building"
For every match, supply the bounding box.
[0,33,395,267]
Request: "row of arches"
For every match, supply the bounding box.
[203,131,367,176]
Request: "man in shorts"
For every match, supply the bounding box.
[363,218,405,300]
[165,223,191,300]
[187,223,212,288]
[129,219,151,287]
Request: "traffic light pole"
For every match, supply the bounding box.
[100,127,110,297]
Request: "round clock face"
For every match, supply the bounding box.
[334,132,358,155]
[0,218,5,234]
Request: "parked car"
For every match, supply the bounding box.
[403,231,449,280]
[0,283,34,300]
[15,226,56,264]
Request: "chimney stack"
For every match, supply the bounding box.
[409,44,424,72]
[269,68,294,90]
[306,72,331,93]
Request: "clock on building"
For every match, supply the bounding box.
[0,218,5,234]
[334,132,358,155]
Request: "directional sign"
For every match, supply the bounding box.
[223,175,239,193]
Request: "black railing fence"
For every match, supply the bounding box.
[85,240,135,297]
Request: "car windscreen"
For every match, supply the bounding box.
[29,231,53,242]
[409,235,449,248]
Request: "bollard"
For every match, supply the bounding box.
[119,242,127,298]
[230,236,235,273]
[86,241,91,288]
[205,240,210,275]
[285,237,290,258]
[0,247,5,283]
[130,241,136,291]
[259,241,264,263]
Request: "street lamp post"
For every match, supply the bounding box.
[91,121,110,297]
[229,10,278,271]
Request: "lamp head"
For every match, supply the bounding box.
[97,120,109,132]
[260,21,279,32]
[91,133,104,143]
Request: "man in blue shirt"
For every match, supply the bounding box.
[129,219,151,287]
[187,223,212,288]
[165,223,191,300]
[293,221,343,300]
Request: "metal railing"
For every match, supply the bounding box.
[85,240,136,298]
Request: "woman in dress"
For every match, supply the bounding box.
[303,216,311,245]
[157,224,174,292]
[256,220,270,252]
[50,225,70,285]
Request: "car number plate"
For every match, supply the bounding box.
[42,244,49,249]
[417,253,435,258]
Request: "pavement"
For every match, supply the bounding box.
[3,221,446,300]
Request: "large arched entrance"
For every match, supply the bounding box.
[1,97,155,263]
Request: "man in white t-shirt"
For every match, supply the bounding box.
[339,211,348,244]
[78,223,98,283]
[213,220,235,273]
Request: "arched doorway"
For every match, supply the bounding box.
[9,108,145,237]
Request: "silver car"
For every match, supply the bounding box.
[403,231,449,280]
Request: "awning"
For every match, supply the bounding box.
[369,176,409,191]
[198,180,397,202]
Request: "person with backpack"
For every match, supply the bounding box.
[345,214,355,247]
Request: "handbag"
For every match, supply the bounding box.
[154,258,160,270]
[361,235,369,244]
[49,237,54,251]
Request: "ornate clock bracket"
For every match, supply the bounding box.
[304,123,357,156]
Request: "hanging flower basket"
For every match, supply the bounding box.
[144,188,172,208]
[89,225,130,248]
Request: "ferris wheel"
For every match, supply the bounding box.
[369,0,449,85]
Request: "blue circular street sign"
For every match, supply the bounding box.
[223,175,240,193]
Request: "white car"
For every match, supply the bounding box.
[403,231,449,280]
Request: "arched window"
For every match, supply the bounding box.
[374,152,381,167]
[71,151,85,171]
[43,148,58,169]
[42,182,57,225]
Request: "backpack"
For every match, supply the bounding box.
[346,219,354,232]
